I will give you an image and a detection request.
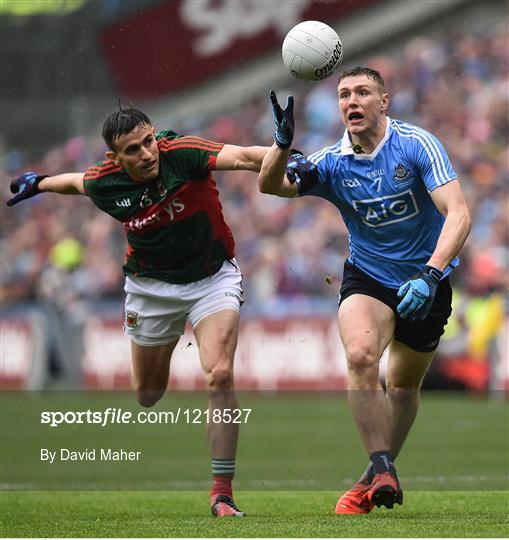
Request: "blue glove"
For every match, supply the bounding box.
[270,90,294,149]
[396,265,443,320]
[7,171,47,206]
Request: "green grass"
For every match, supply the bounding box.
[1,490,508,537]
[1,392,508,536]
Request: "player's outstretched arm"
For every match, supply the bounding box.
[215,145,269,172]
[7,172,86,206]
[258,143,298,198]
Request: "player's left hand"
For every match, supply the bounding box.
[396,266,443,320]
[286,150,319,191]
[270,90,294,149]
[7,171,47,206]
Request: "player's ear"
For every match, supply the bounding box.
[381,93,390,113]
[106,150,120,165]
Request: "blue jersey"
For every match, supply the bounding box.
[294,117,459,289]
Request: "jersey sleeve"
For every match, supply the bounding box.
[408,128,457,192]
[158,134,224,181]
[83,160,133,219]
[83,160,122,188]
[83,159,122,206]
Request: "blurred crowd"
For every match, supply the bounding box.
[2,25,508,375]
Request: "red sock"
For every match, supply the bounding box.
[210,476,233,504]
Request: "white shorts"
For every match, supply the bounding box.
[123,259,243,346]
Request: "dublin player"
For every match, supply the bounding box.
[259,67,471,513]
[7,108,269,517]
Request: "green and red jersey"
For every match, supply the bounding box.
[83,130,235,284]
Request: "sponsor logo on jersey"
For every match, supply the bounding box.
[125,311,138,328]
[367,168,385,178]
[116,198,132,207]
[342,178,361,188]
[124,197,185,232]
[352,189,419,227]
[393,164,411,182]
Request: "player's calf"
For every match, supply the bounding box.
[135,387,166,408]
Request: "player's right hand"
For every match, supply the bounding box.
[6,172,47,206]
[270,90,294,149]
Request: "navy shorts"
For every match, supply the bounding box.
[339,261,453,353]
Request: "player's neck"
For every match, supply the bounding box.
[349,116,387,155]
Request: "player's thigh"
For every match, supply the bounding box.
[193,309,240,375]
[338,294,396,361]
[386,340,435,390]
[187,259,243,375]
[131,338,180,389]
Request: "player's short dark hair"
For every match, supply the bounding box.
[338,67,385,92]
[102,107,152,151]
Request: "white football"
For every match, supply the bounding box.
[282,20,343,81]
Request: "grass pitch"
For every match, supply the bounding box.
[1,490,508,537]
[1,392,508,537]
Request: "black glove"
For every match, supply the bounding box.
[397,265,443,320]
[270,90,294,149]
[7,171,47,206]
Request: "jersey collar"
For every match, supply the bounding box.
[341,116,391,160]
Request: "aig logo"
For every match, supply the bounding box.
[352,189,419,227]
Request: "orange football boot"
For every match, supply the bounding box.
[211,495,246,517]
[367,471,403,509]
[335,480,375,514]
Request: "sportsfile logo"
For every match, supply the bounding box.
[352,189,419,227]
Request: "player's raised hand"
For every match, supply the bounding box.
[6,171,47,206]
[270,90,294,149]
[396,266,443,320]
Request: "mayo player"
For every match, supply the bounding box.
[7,107,269,517]
[259,67,471,513]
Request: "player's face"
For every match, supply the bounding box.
[107,124,160,183]
[338,75,388,135]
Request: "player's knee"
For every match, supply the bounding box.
[386,382,420,401]
[208,366,234,392]
[135,387,165,408]
[345,343,378,374]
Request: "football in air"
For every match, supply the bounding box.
[282,20,343,81]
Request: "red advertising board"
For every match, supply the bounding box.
[0,320,33,389]
[83,317,349,390]
[100,0,380,99]
[2,315,508,391]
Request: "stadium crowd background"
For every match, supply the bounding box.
[1,11,507,390]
